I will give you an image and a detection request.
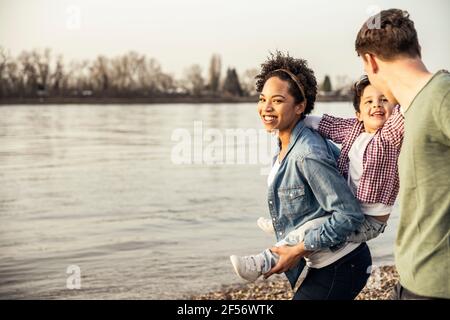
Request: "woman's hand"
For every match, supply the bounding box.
[263,242,310,279]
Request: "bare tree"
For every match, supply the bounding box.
[18,50,37,96]
[208,54,221,94]
[0,47,9,97]
[66,59,92,94]
[240,68,258,96]
[139,57,164,94]
[183,64,205,96]
[35,48,51,93]
[90,55,110,94]
[50,54,65,96]
[0,48,204,99]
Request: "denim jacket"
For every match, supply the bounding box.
[267,119,364,287]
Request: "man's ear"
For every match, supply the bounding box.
[364,53,379,74]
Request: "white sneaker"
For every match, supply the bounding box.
[257,217,275,235]
[230,255,264,282]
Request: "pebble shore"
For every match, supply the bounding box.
[191,265,398,300]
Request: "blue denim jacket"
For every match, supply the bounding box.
[267,119,364,287]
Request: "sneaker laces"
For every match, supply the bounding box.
[243,256,262,273]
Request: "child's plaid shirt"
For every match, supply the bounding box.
[318,105,404,206]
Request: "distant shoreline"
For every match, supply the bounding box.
[0,95,351,105]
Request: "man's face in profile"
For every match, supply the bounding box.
[362,55,399,106]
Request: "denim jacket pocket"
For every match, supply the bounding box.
[278,186,306,217]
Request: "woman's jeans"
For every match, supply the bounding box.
[293,243,372,300]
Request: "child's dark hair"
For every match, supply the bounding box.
[255,51,317,117]
[352,75,371,112]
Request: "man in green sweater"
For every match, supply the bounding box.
[355,8,449,299]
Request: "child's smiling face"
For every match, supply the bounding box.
[357,84,395,133]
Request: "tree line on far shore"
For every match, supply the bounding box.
[0,47,351,101]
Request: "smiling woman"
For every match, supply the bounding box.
[255,52,318,159]
[258,77,304,140]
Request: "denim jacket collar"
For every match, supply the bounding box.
[287,119,306,152]
[275,119,306,164]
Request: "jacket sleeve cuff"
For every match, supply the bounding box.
[303,229,321,251]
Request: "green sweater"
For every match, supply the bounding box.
[396,70,450,299]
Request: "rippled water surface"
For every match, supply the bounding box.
[0,102,398,299]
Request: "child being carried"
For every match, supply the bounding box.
[231,76,404,282]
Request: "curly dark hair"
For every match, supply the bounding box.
[352,75,371,112]
[255,51,317,117]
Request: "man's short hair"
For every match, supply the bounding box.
[355,9,421,61]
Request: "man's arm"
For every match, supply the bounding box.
[437,91,450,139]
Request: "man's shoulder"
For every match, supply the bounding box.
[411,70,450,113]
[424,70,450,100]
[428,71,450,115]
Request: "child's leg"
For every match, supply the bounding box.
[275,216,328,247]
[230,249,277,282]
[277,227,308,246]
[230,226,310,282]
[266,220,324,269]
[230,216,329,282]
[347,215,387,243]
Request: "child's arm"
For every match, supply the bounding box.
[317,114,358,144]
[346,215,387,243]
[379,105,404,148]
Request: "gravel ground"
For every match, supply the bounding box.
[191,265,399,300]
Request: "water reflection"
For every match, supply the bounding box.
[0,102,396,299]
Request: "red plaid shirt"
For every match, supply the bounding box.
[318,105,404,206]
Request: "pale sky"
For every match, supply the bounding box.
[1,0,449,83]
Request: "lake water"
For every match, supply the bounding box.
[0,102,398,299]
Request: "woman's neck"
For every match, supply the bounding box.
[278,131,290,150]
[278,118,300,154]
